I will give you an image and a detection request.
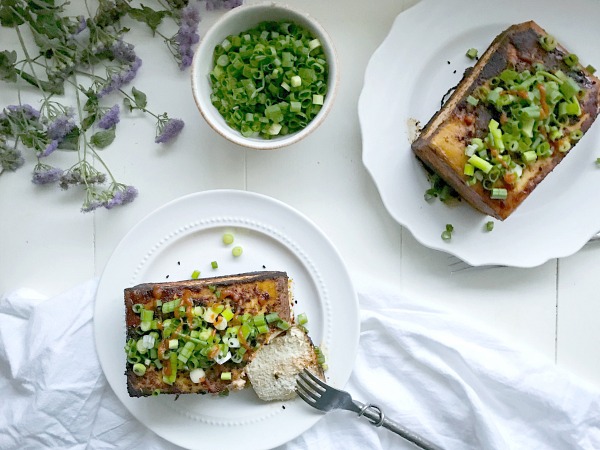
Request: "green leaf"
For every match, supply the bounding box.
[90,128,116,149]
[58,127,81,151]
[81,114,97,131]
[123,97,133,112]
[131,86,147,109]
[127,5,167,33]
[0,0,27,27]
[0,50,17,83]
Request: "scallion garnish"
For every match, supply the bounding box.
[466,48,478,59]
[485,221,494,232]
[133,363,146,376]
[191,270,200,279]
[222,233,234,245]
[209,21,329,139]
[211,261,219,269]
[232,246,243,257]
[461,62,586,201]
[441,224,454,241]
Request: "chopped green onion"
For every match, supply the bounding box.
[169,339,178,350]
[522,151,537,163]
[132,304,144,314]
[296,312,308,325]
[468,155,493,174]
[152,389,161,396]
[586,64,596,75]
[222,233,234,245]
[232,246,243,257]
[539,34,557,51]
[191,270,200,279]
[466,95,479,106]
[221,372,232,381]
[564,53,579,67]
[485,221,494,232]
[140,309,154,322]
[466,48,478,59]
[441,224,454,241]
[211,261,219,269]
[290,75,302,87]
[221,307,234,322]
[136,339,148,354]
[312,94,324,105]
[308,38,321,51]
[265,312,280,323]
[257,324,269,334]
[277,320,291,330]
[132,363,146,376]
[490,188,508,200]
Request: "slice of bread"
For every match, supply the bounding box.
[124,271,292,397]
[412,21,600,220]
[245,326,325,401]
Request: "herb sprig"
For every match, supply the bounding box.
[0,0,241,212]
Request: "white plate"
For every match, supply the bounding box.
[94,190,359,449]
[359,0,600,268]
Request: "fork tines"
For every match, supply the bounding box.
[296,369,326,406]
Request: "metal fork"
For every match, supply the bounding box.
[448,231,600,273]
[296,369,443,450]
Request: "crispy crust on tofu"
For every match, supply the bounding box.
[125,271,292,397]
[244,326,325,401]
[412,21,600,220]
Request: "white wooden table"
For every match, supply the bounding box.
[1,0,598,402]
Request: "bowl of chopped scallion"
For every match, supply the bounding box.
[191,2,338,149]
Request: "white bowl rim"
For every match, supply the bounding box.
[191,1,339,150]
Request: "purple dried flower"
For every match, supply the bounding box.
[32,166,63,184]
[75,15,87,34]
[47,110,76,141]
[175,6,201,70]
[81,200,104,213]
[111,39,137,64]
[98,104,120,129]
[6,104,41,120]
[105,185,138,209]
[155,118,184,144]
[98,57,142,97]
[0,147,24,171]
[42,140,59,157]
[206,0,243,10]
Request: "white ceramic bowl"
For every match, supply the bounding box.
[191,2,338,150]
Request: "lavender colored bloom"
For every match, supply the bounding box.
[206,0,243,10]
[175,6,201,70]
[111,39,137,64]
[155,118,184,144]
[6,104,41,120]
[98,104,120,129]
[42,140,59,157]
[105,185,138,209]
[75,15,87,34]
[81,200,104,213]
[32,166,63,184]
[98,57,142,97]
[0,147,24,171]
[47,110,76,140]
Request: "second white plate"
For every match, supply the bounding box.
[94,189,359,449]
[359,0,600,267]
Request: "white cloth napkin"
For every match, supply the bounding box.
[1,278,599,450]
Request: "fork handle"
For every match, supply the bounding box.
[355,401,443,450]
